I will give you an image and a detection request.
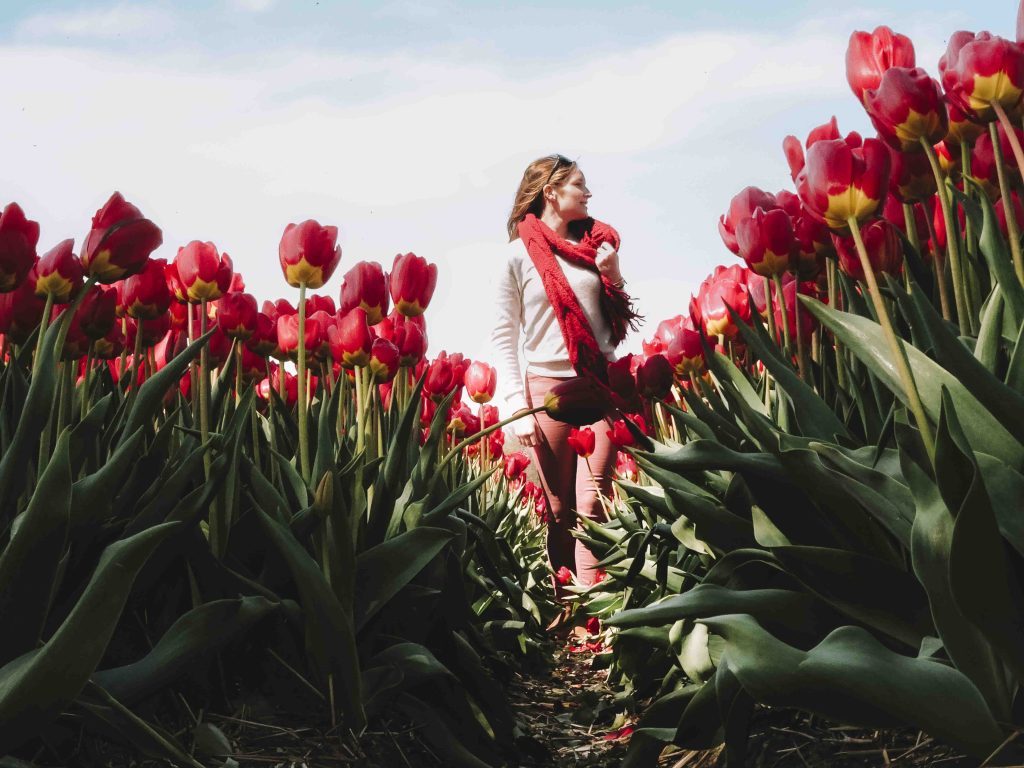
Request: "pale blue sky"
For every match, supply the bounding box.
[1,0,1016,383]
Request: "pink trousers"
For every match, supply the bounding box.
[526,373,616,595]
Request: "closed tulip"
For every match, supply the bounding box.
[503,451,531,483]
[940,31,1024,123]
[424,351,457,400]
[57,305,90,360]
[635,353,673,399]
[305,294,336,316]
[567,427,596,458]
[697,265,752,338]
[883,195,929,248]
[464,361,497,404]
[276,313,320,359]
[797,137,891,230]
[777,190,832,278]
[259,366,298,408]
[33,239,82,303]
[367,337,400,383]
[245,312,278,357]
[122,257,172,320]
[542,376,610,426]
[833,218,904,281]
[718,187,778,255]
[616,451,639,482]
[79,285,118,340]
[217,291,259,340]
[447,403,481,438]
[329,308,373,368]
[865,67,948,151]
[92,322,126,360]
[81,192,162,283]
[174,241,233,303]
[885,143,938,203]
[340,261,389,324]
[0,203,40,292]
[971,131,1011,201]
[735,206,795,277]
[0,279,45,344]
[607,354,641,413]
[606,419,636,448]
[664,323,706,378]
[164,261,187,304]
[279,219,341,289]
[846,26,916,105]
[390,252,437,316]
[126,311,171,348]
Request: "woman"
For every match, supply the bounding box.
[490,154,641,609]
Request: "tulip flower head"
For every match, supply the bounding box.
[567,426,596,458]
[697,264,753,338]
[783,117,862,182]
[607,354,641,413]
[245,312,278,357]
[846,26,916,105]
[718,187,778,254]
[736,206,795,277]
[503,451,531,483]
[635,353,673,400]
[797,137,891,230]
[174,242,233,303]
[615,451,639,482]
[447,402,481,438]
[772,280,819,346]
[340,261,389,324]
[329,308,373,368]
[542,376,609,426]
[122,257,172,320]
[217,291,259,340]
[555,566,574,586]
[390,252,438,317]
[81,192,162,283]
[864,67,948,152]
[367,337,400,383]
[33,239,83,303]
[606,419,636,448]
[78,285,118,340]
[279,219,341,289]
[833,218,904,281]
[884,144,938,203]
[0,203,40,292]
[664,323,706,378]
[0,280,45,343]
[464,360,498,404]
[940,31,1024,123]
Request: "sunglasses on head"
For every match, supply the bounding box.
[542,154,572,189]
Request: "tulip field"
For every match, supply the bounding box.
[5,8,1024,768]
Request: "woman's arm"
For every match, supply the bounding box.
[489,258,529,416]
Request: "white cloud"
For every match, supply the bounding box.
[16,4,177,39]
[1,21,880,371]
[227,0,276,12]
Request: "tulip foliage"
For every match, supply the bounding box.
[556,10,1024,768]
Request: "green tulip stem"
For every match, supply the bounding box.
[80,344,94,421]
[792,287,809,382]
[921,137,970,335]
[848,216,934,461]
[265,360,278,482]
[33,293,55,375]
[993,100,1024,189]
[826,260,848,391]
[373,382,383,459]
[921,207,953,321]
[902,203,922,257]
[437,406,545,478]
[478,402,489,518]
[763,276,777,349]
[234,341,243,406]
[250,401,262,471]
[126,318,144,412]
[336,367,348,440]
[354,365,365,456]
[188,306,199,425]
[297,282,310,484]
[987,118,1024,287]
[771,274,791,356]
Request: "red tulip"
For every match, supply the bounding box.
[970,130,1011,201]
[947,102,987,145]
[125,311,171,348]
[697,265,753,338]
[424,351,456,400]
[542,376,610,426]
[664,322,706,378]
[736,207,795,277]
[92,322,126,360]
[329,308,373,368]
[263,298,296,321]
[80,192,162,283]
[245,312,278,357]
[340,261,389,324]
[258,365,298,408]
[607,354,641,413]
[865,67,948,151]
[797,136,890,230]
[885,144,938,203]
[606,419,635,448]
[33,239,82,303]
[481,404,500,429]
[783,117,863,183]
[279,219,341,289]
[174,241,233,303]
[0,203,40,292]
[367,338,400,383]
[846,26,916,105]
[940,31,1024,123]
[0,279,46,344]
[997,190,1024,240]
[237,345,265,386]
[567,426,596,458]
[718,187,778,255]
[276,313,321,359]
[555,566,573,585]
[883,195,929,249]
[833,218,904,281]
[306,310,334,362]
[305,294,336,316]
[390,252,437,317]
[635,353,673,399]
[777,190,832,277]
[447,402,481,438]
[57,305,90,360]
[503,451,531,482]
[772,280,819,346]
[464,361,497,404]
[121,257,172,320]
[218,291,259,340]
[615,451,639,482]
[79,285,118,340]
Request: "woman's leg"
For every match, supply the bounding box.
[574,416,616,586]
[525,374,577,597]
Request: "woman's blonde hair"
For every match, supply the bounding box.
[506,154,578,242]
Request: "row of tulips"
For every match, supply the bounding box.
[554,9,1024,768]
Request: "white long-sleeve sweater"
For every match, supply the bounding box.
[489,238,617,416]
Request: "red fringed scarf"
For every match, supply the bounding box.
[517,213,643,383]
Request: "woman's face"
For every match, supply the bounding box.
[546,167,592,222]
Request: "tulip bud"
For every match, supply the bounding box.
[464,360,497,404]
[424,351,456,401]
[0,279,45,344]
[833,218,904,281]
[846,26,916,105]
[34,239,82,303]
[305,294,336,317]
[542,376,609,426]
[616,451,639,482]
[259,365,298,408]
[635,353,673,400]
[218,291,259,340]
[555,567,573,585]
[92,321,126,360]
[664,324,706,378]
[81,192,162,283]
[329,308,373,368]
[736,207,795,277]
[940,31,1024,123]
[718,187,778,254]
[865,67,948,152]
[607,354,641,413]
[885,143,938,203]
[697,265,753,338]
[390,252,437,316]
[567,426,596,458]
[447,402,481,438]
[606,419,635,448]
[0,203,40,292]
[174,242,233,303]
[78,285,118,340]
[340,261,389,324]
[57,305,90,360]
[276,313,321,360]
[245,312,278,357]
[798,137,891,230]
[279,219,341,289]
[367,337,400,383]
[883,195,929,249]
[503,451,531,482]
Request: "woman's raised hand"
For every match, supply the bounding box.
[595,242,623,284]
[513,411,543,448]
